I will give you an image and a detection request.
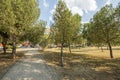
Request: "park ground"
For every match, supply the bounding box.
[0,48,27,79]
[43,47,120,80]
[0,47,120,80]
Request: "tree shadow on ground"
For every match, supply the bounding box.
[72,49,98,53]
[103,47,120,50]
[72,47,120,53]
[0,51,26,80]
[1,52,61,80]
[40,51,120,80]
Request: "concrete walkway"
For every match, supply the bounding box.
[1,48,59,80]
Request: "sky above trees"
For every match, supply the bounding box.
[39,0,120,27]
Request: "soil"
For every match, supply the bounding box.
[0,51,25,79]
[0,47,120,80]
[42,50,120,80]
[1,49,60,80]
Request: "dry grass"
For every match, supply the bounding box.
[71,47,120,59]
[0,50,26,79]
[45,47,120,59]
[42,47,120,80]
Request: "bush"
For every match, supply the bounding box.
[6,45,12,50]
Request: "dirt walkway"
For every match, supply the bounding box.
[1,48,59,80]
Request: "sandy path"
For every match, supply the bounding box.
[1,48,59,80]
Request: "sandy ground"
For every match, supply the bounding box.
[1,48,60,80]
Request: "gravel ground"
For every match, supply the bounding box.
[1,48,60,80]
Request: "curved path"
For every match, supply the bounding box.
[1,48,59,80]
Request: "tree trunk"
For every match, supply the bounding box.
[2,38,7,54]
[68,43,71,53]
[60,43,63,67]
[108,42,113,58]
[12,36,16,60]
[3,44,7,54]
[101,46,103,52]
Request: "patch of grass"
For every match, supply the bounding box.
[42,47,120,80]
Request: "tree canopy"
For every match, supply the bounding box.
[53,0,82,66]
[0,0,40,59]
[83,4,120,58]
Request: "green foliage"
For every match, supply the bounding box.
[83,4,120,46]
[52,0,82,66]
[92,4,119,45]
[11,0,40,35]
[6,45,12,50]
[0,0,40,57]
[21,20,46,45]
[114,2,120,45]
[82,4,120,58]
[0,0,40,40]
[53,0,81,45]
[69,14,82,45]
[53,0,71,44]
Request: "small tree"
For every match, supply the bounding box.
[53,0,82,66]
[21,20,46,46]
[68,14,81,53]
[90,4,119,58]
[53,0,72,66]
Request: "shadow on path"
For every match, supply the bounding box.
[1,49,60,80]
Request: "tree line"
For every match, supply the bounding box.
[82,4,120,58]
[0,0,120,66]
[49,0,120,66]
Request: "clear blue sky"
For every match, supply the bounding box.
[39,0,120,27]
